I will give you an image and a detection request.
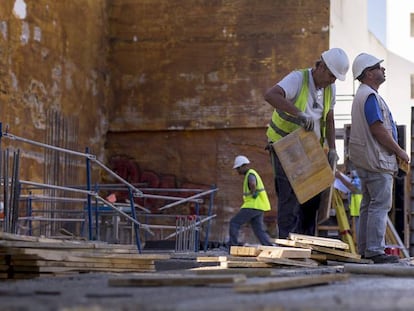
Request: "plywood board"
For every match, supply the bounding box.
[272,128,334,203]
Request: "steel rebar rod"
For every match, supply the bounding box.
[158,188,218,211]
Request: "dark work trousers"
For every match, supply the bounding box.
[268,144,321,239]
[229,208,273,246]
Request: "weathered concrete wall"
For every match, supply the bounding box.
[0,0,330,244]
[107,0,330,243]
[108,0,330,131]
[0,0,110,184]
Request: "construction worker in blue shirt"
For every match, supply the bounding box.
[228,155,273,247]
[264,48,350,238]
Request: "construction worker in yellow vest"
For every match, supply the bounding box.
[264,48,350,238]
[228,155,274,248]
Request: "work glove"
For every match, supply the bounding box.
[252,191,259,199]
[297,112,314,131]
[328,149,339,168]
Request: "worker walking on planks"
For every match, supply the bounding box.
[349,53,409,264]
[264,48,350,239]
[228,155,274,248]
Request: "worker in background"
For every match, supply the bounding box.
[264,48,350,238]
[335,169,362,242]
[349,53,409,264]
[228,155,274,248]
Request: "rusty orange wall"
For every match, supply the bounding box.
[0,1,110,183]
[0,0,330,244]
[107,0,330,243]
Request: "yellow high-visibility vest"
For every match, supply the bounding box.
[350,193,362,216]
[266,69,332,145]
[241,169,271,212]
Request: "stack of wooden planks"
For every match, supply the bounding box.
[107,236,352,292]
[276,233,362,263]
[197,243,316,269]
[0,232,170,279]
[196,233,363,272]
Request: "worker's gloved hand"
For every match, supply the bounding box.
[297,112,314,131]
[252,191,259,199]
[328,149,339,168]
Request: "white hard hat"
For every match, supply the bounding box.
[321,48,350,81]
[352,53,383,80]
[233,155,250,169]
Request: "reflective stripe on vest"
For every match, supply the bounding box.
[266,69,332,145]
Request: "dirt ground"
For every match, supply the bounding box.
[1,250,414,311]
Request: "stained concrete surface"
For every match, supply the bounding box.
[1,253,414,311]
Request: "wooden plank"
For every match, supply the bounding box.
[11,266,155,273]
[108,274,246,287]
[272,128,334,204]
[234,273,349,293]
[230,246,260,257]
[344,263,414,276]
[325,255,370,264]
[256,256,319,268]
[197,256,258,263]
[289,233,349,250]
[274,239,297,247]
[257,246,311,259]
[221,261,272,268]
[5,248,164,263]
[10,259,155,269]
[196,256,227,263]
[295,242,361,260]
[190,267,273,277]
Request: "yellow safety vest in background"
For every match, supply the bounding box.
[350,193,362,217]
[241,169,271,211]
[266,69,332,145]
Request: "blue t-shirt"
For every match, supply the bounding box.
[364,94,398,141]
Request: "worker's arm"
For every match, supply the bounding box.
[247,173,258,198]
[264,85,302,116]
[264,84,314,131]
[335,171,359,193]
[370,122,409,162]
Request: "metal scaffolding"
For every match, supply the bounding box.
[0,123,218,253]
